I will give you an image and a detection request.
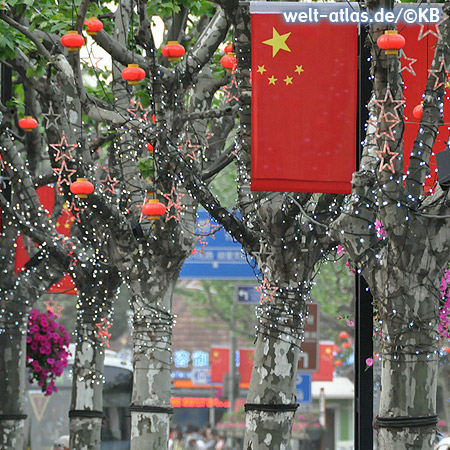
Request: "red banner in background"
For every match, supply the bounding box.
[251,8,357,194]
[400,23,450,193]
[14,186,77,295]
[210,347,229,383]
[312,343,335,382]
[238,348,255,384]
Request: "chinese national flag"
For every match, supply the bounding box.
[210,347,229,383]
[400,23,450,193]
[251,10,358,194]
[312,343,335,382]
[238,348,255,384]
[14,186,77,295]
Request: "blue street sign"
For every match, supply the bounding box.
[191,367,211,386]
[179,211,259,279]
[296,372,312,404]
[235,285,260,304]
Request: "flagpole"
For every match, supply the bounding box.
[355,22,374,450]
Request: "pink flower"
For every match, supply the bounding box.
[47,358,55,365]
[366,358,374,367]
[346,320,355,327]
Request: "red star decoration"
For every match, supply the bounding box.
[191,216,221,255]
[375,142,399,174]
[127,100,150,123]
[50,136,77,162]
[418,23,442,41]
[0,154,4,169]
[399,50,417,77]
[368,89,405,142]
[222,73,239,103]
[255,278,279,304]
[45,299,64,317]
[95,318,112,347]
[68,201,83,222]
[428,58,450,90]
[163,186,185,221]
[80,44,104,71]
[192,235,208,255]
[53,161,77,187]
[100,174,119,195]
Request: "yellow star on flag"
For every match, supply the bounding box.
[257,65,267,75]
[262,27,291,57]
[268,75,277,85]
[295,65,304,75]
[284,76,293,86]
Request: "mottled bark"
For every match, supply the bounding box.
[129,275,176,450]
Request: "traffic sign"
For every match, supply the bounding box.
[296,372,312,404]
[191,367,211,386]
[298,304,320,372]
[179,211,258,279]
[235,285,260,304]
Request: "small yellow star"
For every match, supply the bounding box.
[257,65,267,75]
[268,75,277,85]
[56,221,60,228]
[263,28,291,58]
[64,222,71,229]
[295,65,304,75]
[284,76,293,86]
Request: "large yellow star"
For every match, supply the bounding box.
[268,75,277,85]
[262,28,291,58]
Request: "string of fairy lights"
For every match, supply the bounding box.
[2,1,450,391]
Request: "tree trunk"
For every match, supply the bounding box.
[129,276,176,450]
[0,309,27,450]
[69,266,120,450]
[69,339,105,450]
[244,283,309,449]
[369,268,440,449]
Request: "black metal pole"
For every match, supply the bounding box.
[355,23,374,450]
[1,63,12,232]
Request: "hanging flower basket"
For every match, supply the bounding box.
[26,309,71,396]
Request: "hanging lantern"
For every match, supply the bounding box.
[413,103,423,120]
[61,31,85,52]
[152,114,156,124]
[147,143,154,153]
[142,199,166,220]
[224,43,233,54]
[121,64,146,85]
[221,53,237,73]
[161,41,185,62]
[18,116,38,132]
[377,30,405,55]
[70,177,94,198]
[84,17,103,36]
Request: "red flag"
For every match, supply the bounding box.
[14,186,77,295]
[238,348,254,384]
[251,6,357,194]
[312,343,335,382]
[210,347,229,383]
[400,23,450,193]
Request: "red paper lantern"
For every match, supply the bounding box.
[161,41,185,62]
[147,143,154,152]
[152,114,156,124]
[413,104,423,120]
[377,30,405,55]
[338,331,349,340]
[221,53,237,73]
[61,31,85,52]
[70,177,94,198]
[121,64,146,85]
[142,199,166,220]
[444,347,450,354]
[335,360,343,367]
[84,17,103,36]
[18,116,38,132]
[224,43,233,54]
